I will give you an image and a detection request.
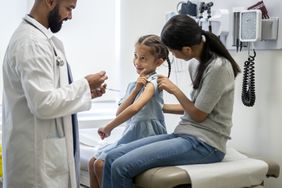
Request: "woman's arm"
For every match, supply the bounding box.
[173,88,207,122]
[162,104,184,114]
[158,75,207,122]
[98,82,155,139]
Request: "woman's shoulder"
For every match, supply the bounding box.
[207,56,233,74]
[205,56,234,78]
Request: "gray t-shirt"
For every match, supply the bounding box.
[174,55,235,153]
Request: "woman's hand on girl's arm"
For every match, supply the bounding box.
[158,75,208,122]
[157,75,179,94]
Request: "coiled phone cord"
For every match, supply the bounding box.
[241,49,256,107]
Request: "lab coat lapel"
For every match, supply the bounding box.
[66,63,81,187]
[50,36,79,188]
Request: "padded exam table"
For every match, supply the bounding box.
[79,128,280,188]
[134,156,280,188]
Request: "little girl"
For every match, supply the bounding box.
[88,34,171,188]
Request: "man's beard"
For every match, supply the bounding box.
[48,4,63,33]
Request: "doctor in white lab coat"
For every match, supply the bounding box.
[2,0,107,187]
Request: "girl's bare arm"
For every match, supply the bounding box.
[102,82,155,135]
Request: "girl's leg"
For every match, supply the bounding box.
[94,159,104,186]
[88,157,100,188]
[104,135,224,188]
[101,134,175,188]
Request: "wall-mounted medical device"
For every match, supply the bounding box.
[229,0,281,50]
[177,0,197,17]
[239,10,262,42]
[238,9,279,43]
[232,10,279,50]
[169,0,281,50]
[261,17,279,40]
[167,1,231,46]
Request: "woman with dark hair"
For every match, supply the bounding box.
[101,15,241,188]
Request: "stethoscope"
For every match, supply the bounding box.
[23,17,64,67]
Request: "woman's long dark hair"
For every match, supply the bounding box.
[161,15,241,89]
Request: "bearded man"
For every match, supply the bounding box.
[2,0,108,187]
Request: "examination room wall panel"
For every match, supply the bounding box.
[0,0,29,103]
[0,0,119,103]
[55,0,119,102]
[120,0,282,187]
[230,50,282,188]
[119,0,182,92]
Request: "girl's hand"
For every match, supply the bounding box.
[98,127,111,140]
[135,70,148,91]
[157,75,179,94]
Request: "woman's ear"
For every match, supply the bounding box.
[182,46,192,55]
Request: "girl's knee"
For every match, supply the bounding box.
[94,159,104,173]
[88,157,97,171]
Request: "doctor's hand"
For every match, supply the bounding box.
[98,127,111,140]
[157,75,179,94]
[91,83,107,99]
[85,71,108,91]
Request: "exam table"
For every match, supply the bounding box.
[134,157,280,188]
[79,128,280,188]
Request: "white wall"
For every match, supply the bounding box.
[120,0,282,188]
[55,0,119,101]
[119,0,182,91]
[0,0,29,103]
[0,0,119,102]
[230,50,282,188]
[0,0,119,131]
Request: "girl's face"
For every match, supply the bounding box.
[133,44,162,75]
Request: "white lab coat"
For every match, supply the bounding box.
[2,15,91,188]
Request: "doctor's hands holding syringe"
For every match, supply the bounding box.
[85,71,108,99]
[85,71,121,99]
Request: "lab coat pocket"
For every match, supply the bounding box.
[43,138,69,185]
